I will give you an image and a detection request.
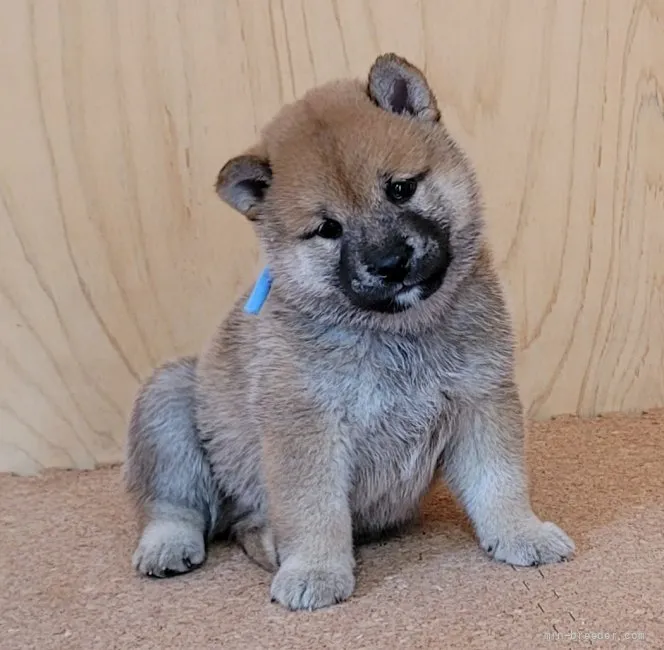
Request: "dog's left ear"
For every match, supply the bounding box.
[368,53,440,122]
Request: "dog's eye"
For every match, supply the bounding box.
[315,218,343,240]
[386,178,418,204]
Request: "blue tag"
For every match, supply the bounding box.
[244,267,273,315]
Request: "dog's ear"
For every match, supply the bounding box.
[368,53,440,122]
[216,149,272,221]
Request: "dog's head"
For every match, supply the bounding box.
[217,54,484,333]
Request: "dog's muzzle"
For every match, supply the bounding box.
[339,213,451,313]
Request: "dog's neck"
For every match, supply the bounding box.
[244,267,273,315]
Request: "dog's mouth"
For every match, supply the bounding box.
[372,265,446,313]
[344,263,447,314]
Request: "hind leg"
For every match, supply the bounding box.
[124,357,220,577]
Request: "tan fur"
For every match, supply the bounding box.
[124,54,574,610]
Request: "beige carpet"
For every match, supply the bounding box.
[1,411,663,650]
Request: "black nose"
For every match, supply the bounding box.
[366,243,413,283]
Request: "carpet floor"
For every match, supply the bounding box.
[1,411,663,649]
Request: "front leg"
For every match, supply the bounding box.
[442,384,575,566]
[262,414,355,610]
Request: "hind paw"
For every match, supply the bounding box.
[132,519,206,578]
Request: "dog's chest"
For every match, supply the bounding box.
[305,331,453,487]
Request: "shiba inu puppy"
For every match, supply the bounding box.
[125,53,574,611]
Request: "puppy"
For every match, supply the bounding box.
[125,53,574,611]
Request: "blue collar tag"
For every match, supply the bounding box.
[244,267,273,315]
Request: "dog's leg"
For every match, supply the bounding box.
[441,384,575,566]
[124,357,219,577]
[263,419,355,610]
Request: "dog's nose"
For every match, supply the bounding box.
[367,243,413,283]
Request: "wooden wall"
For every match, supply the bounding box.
[1,0,663,474]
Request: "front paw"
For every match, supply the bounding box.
[270,557,355,611]
[482,519,575,566]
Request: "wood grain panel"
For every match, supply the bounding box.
[1,0,663,473]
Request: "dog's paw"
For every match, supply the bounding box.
[132,519,206,578]
[270,558,355,611]
[482,520,575,566]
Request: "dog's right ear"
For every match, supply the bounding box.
[216,152,272,221]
